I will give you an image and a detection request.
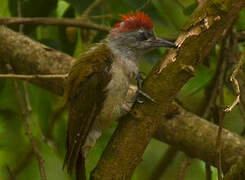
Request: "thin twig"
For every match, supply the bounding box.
[178,156,192,180]
[202,35,229,180]
[138,0,153,11]
[237,31,245,42]
[6,165,16,180]
[205,163,212,180]
[7,64,47,180]
[90,14,114,19]
[7,149,34,180]
[0,17,109,32]
[148,146,178,180]
[216,87,225,180]
[46,104,67,140]
[23,82,32,112]
[0,73,68,79]
[224,95,240,112]
[174,0,185,9]
[17,0,24,33]
[82,0,104,17]
[224,50,244,112]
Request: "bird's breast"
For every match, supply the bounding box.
[97,60,136,129]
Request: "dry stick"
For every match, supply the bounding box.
[7,64,47,180]
[0,73,68,79]
[205,164,212,180]
[174,0,185,9]
[46,104,67,140]
[148,146,178,180]
[6,166,16,180]
[216,85,225,180]
[237,71,245,124]
[178,156,192,180]
[17,0,32,124]
[138,0,153,10]
[6,3,34,179]
[0,17,109,32]
[90,14,114,19]
[224,51,244,112]
[237,31,245,42]
[6,3,39,179]
[13,80,47,180]
[23,82,32,112]
[202,37,229,179]
[7,149,34,180]
[215,31,240,180]
[82,0,104,17]
[19,0,55,152]
[213,36,230,180]
[177,153,192,180]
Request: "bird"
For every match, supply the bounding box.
[63,11,178,180]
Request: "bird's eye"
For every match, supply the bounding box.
[138,31,151,41]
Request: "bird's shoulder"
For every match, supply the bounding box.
[63,41,114,101]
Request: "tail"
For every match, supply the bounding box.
[63,152,86,180]
[76,154,86,180]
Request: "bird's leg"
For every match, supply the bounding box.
[132,72,156,104]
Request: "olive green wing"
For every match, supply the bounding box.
[63,42,113,103]
[63,42,113,179]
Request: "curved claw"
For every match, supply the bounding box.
[138,89,156,103]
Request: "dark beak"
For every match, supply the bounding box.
[152,37,178,49]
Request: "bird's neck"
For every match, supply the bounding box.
[106,39,139,79]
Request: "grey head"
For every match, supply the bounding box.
[107,11,177,60]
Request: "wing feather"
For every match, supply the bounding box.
[63,42,113,179]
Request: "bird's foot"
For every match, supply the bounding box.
[132,72,156,104]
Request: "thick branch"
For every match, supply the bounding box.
[0,25,74,95]
[92,0,245,179]
[0,17,109,32]
[155,108,245,172]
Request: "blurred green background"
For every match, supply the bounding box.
[0,0,245,179]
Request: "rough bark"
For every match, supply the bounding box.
[155,108,245,172]
[0,25,74,95]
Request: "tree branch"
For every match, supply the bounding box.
[0,17,109,33]
[0,17,109,32]
[0,25,74,95]
[8,64,47,180]
[0,73,67,79]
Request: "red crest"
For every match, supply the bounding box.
[110,11,154,36]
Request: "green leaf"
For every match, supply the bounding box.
[236,8,245,31]
[56,0,70,17]
[73,29,83,58]
[0,0,11,16]
[179,65,214,96]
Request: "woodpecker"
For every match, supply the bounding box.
[63,11,177,180]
